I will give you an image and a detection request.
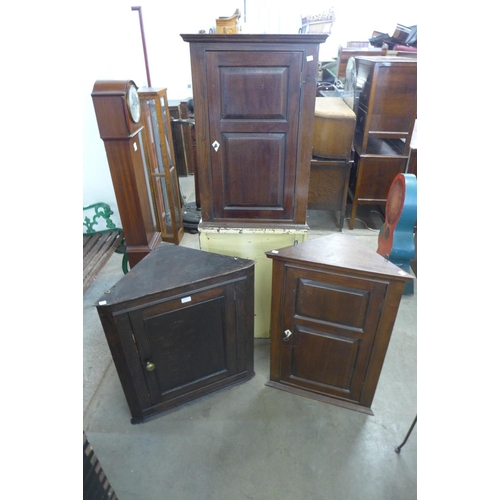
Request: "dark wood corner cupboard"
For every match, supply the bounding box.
[95,245,255,423]
[266,233,412,415]
[181,34,328,229]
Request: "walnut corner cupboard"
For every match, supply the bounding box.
[95,244,255,423]
[265,233,412,415]
[181,34,328,230]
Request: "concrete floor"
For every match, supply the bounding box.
[84,176,417,500]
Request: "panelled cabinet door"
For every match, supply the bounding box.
[280,267,387,403]
[206,51,303,222]
[128,284,238,407]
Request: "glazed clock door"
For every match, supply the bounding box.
[206,51,303,222]
[139,88,184,245]
[280,267,387,403]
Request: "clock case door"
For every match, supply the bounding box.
[139,87,184,245]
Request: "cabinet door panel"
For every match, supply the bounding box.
[206,51,302,221]
[281,267,387,402]
[129,285,236,405]
[222,133,285,212]
[288,325,360,393]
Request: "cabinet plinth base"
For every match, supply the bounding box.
[131,370,255,424]
[265,380,374,416]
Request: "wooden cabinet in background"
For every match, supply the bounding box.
[96,245,255,423]
[266,233,412,415]
[349,57,417,229]
[353,56,417,155]
[181,34,328,229]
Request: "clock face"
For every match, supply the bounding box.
[127,85,141,123]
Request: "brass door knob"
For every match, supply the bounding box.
[145,361,155,372]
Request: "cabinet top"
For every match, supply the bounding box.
[266,233,412,282]
[95,245,255,308]
[355,56,417,65]
[180,34,329,44]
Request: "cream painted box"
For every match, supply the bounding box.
[199,227,308,338]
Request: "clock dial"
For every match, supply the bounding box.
[127,85,141,123]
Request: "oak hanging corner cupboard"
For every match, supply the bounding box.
[181,34,329,230]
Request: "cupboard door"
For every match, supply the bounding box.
[280,267,387,403]
[206,51,303,222]
[128,285,237,406]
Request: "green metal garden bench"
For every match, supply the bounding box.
[83,202,128,293]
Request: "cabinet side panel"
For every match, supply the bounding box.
[354,155,407,202]
[232,268,255,374]
[96,309,152,418]
[294,42,321,224]
[268,260,286,382]
[369,65,417,132]
[189,43,213,223]
[359,280,406,407]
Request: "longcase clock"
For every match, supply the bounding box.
[91,80,162,268]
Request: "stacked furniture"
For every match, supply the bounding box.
[309,96,356,230]
[349,56,417,230]
[334,46,388,82]
[181,34,328,337]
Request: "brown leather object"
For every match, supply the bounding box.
[312,97,356,159]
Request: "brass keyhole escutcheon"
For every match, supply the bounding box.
[145,361,155,372]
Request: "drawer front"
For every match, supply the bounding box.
[354,155,407,202]
[279,266,387,403]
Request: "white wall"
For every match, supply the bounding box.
[83,1,417,225]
